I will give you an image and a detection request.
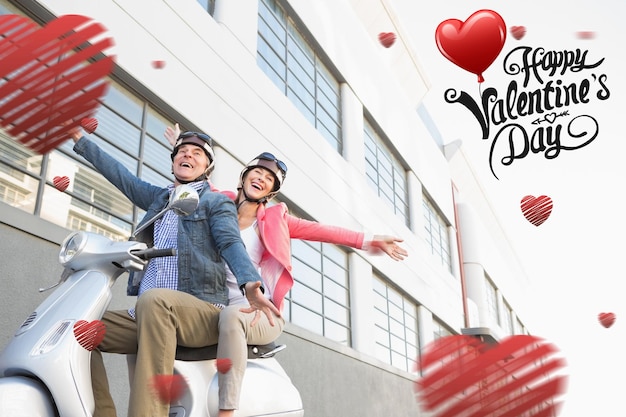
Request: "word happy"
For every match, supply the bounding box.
[445,46,610,179]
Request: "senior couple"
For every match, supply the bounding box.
[69,123,407,417]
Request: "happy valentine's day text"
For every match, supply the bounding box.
[445,46,610,179]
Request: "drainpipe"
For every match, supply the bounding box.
[451,181,470,328]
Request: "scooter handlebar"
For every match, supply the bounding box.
[131,248,176,260]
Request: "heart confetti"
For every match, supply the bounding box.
[598,312,615,328]
[415,335,568,417]
[53,175,70,192]
[510,25,526,40]
[151,374,187,403]
[152,59,166,69]
[520,195,553,226]
[0,14,115,154]
[378,32,396,48]
[80,117,98,134]
[576,31,595,40]
[216,357,232,374]
[73,319,106,351]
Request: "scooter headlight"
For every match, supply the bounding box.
[59,232,87,265]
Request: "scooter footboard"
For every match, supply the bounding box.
[0,376,56,417]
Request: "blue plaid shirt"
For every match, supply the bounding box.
[129,182,204,318]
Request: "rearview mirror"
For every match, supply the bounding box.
[132,184,199,237]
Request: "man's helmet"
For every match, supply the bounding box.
[238,152,287,203]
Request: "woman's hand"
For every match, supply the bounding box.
[164,123,180,146]
[367,235,408,261]
[239,281,281,326]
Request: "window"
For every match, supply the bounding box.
[484,276,500,327]
[433,318,453,341]
[282,215,351,345]
[257,0,342,152]
[501,300,514,335]
[372,275,419,373]
[196,0,216,15]
[422,195,452,272]
[364,120,409,226]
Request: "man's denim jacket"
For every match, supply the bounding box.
[73,137,261,306]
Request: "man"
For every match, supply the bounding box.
[70,127,280,417]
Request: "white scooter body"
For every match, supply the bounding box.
[0,185,304,417]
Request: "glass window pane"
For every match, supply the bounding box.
[291,303,323,335]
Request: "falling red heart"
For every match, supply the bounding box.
[378,32,396,48]
[152,59,166,69]
[520,195,553,226]
[598,312,616,328]
[415,335,568,417]
[151,374,187,403]
[576,31,595,40]
[435,10,506,83]
[80,117,98,134]
[53,175,70,192]
[0,14,115,154]
[216,357,232,374]
[73,319,106,351]
[510,25,526,40]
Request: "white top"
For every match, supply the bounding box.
[226,220,270,305]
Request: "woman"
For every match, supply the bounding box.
[166,125,408,417]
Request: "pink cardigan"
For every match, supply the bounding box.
[255,202,365,310]
[214,185,365,310]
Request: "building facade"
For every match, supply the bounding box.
[0,0,532,416]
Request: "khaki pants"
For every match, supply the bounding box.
[217,305,285,409]
[91,288,222,417]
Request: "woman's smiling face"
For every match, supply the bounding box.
[242,167,276,200]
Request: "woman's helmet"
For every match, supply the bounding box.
[171,131,215,183]
[238,152,288,204]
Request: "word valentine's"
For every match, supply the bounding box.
[445,46,610,179]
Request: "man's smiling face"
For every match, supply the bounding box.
[172,144,209,183]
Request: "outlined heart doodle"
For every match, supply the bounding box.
[0,14,115,154]
[545,113,557,124]
[520,195,553,226]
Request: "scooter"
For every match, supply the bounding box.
[0,185,304,417]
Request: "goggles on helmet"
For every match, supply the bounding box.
[171,131,215,166]
[244,152,287,191]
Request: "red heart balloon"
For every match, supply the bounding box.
[520,195,553,226]
[598,312,616,328]
[415,335,568,417]
[435,10,506,83]
[80,117,98,134]
[378,32,396,48]
[0,14,115,154]
[510,25,526,40]
[73,319,106,351]
[151,374,187,404]
[53,175,70,192]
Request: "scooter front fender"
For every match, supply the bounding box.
[0,376,56,417]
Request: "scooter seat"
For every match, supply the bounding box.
[175,342,284,361]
